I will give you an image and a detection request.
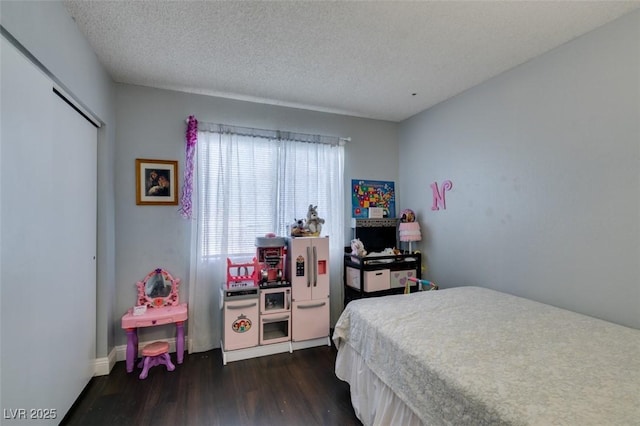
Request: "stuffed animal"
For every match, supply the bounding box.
[305,204,325,235]
[290,218,306,236]
[351,238,367,257]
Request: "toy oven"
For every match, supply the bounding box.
[259,286,291,345]
[259,286,290,315]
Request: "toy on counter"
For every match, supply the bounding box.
[226,257,259,289]
[289,205,326,237]
[305,204,325,236]
[350,238,367,258]
[289,218,306,236]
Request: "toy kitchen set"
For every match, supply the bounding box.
[220,234,331,364]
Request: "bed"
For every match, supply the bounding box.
[333,286,640,426]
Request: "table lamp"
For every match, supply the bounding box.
[399,221,422,253]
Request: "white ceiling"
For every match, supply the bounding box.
[64,1,640,122]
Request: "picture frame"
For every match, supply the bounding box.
[351,179,396,218]
[136,158,179,205]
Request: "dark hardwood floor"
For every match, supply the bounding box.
[61,345,361,426]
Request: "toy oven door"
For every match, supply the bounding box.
[259,287,290,315]
[259,312,291,345]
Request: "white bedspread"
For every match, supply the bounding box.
[333,286,640,425]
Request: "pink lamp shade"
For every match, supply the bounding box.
[399,222,421,253]
[399,222,422,242]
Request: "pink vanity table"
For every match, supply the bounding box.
[121,268,188,373]
[121,303,187,373]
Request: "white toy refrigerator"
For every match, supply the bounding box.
[287,236,330,342]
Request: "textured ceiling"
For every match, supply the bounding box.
[64,1,640,122]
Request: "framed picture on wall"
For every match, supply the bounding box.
[136,158,179,205]
[351,179,396,218]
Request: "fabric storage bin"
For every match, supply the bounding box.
[347,267,390,292]
[390,269,417,289]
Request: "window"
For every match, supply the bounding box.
[196,125,345,257]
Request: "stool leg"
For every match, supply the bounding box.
[163,353,175,371]
[139,357,151,380]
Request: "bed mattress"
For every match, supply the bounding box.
[333,286,640,425]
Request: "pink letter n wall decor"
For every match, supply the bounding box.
[431,180,453,210]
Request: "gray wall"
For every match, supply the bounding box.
[1,1,117,357]
[399,10,640,328]
[114,84,399,345]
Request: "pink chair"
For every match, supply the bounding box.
[137,341,175,379]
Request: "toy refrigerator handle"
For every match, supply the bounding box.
[313,246,318,287]
[306,246,311,287]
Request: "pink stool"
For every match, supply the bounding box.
[137,341,175,379]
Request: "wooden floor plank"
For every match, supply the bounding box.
[61,345,360,426]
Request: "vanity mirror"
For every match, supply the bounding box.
[136,268,181,307]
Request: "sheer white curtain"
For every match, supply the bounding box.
[187,125,345,353]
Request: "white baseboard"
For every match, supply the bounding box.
[93,336,189,376]
[93,347,117,376]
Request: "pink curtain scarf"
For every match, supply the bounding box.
[179,115,198,219]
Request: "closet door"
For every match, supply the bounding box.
[48,86,98,410]
[1,36,97,423]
